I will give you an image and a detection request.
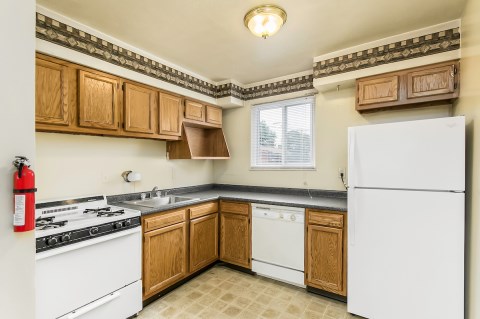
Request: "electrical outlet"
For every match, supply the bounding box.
[338,168,345,177]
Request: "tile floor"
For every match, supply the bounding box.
[138,265,352,319]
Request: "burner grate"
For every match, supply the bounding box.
[97,210,125,217]
[35,217,68,230]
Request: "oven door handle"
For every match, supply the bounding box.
[36,227,141,261]
[61,291,121,319]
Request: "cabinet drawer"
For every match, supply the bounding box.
[190,201,218,219]
[308,211,344,228]
[220,201,249,216]
[144,209,186,232]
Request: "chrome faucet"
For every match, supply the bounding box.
[151,186,159,198]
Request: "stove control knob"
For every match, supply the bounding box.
[290,214,296,222]
[113,222,123,229]
[123,219,131,227]
[89,227,99,236]
[47,237,58,246]
[61,234,71,242]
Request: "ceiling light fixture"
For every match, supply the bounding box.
[244,4,287,39]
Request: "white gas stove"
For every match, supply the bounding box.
[35,195,142,319]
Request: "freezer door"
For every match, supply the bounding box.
[348,188,464,319]
[348,116,465,191]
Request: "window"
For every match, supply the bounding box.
[251,96,315,169]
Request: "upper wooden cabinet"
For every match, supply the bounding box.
[184,100,222,128]
[78,70,119,130]
[306,210,347,296]
[123,82,156,134]
[358,76,399,106]
[185,100,205,122]
[406,64,456,99]
[35,58,69,126]
[356,60,459,112]
[159,93,182,136]
[206,105,222,126]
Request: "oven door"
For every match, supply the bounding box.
[36,227,142,319]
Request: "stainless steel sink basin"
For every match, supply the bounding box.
[123,195,198,208]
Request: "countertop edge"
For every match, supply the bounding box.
[113,194,347,217]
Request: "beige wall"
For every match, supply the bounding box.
[214,88,451,190]
[455,0,480,317]
[0,0,36,317]
[36,133,213,200]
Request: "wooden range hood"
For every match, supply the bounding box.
[166,122,230,159]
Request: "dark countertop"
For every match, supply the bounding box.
[110,184,347,216]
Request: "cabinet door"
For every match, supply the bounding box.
[190,213,219,273]
[306,224,344,294]
[220,212,250,268]
[35,58,69,125]
[78,70,119,130]
[357,75,399,105]
[143,222,187,299]
[185,100,205,122]
[407,64,456,99]
[159,93,182,136]
[124,83,155,134]
[206,105,222,125]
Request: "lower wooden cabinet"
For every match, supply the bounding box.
[306,210,347,296]
[219,201,251,268]
[143,221,187,299]
[190,213,219,273]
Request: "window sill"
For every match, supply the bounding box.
[249,167,316,171]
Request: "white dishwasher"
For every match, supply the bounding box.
[252,203,305,286]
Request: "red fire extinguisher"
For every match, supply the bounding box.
[13,156,36,232]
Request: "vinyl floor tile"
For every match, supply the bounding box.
[137,266,348,319]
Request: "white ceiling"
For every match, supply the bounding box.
[37,0,466,84]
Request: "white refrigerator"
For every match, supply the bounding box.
[347,116,465,319]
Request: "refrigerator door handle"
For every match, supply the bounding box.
[348,187,356,246]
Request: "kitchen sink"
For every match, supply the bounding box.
[123,195,198,208]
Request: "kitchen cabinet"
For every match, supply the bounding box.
[185,100,205,122]
[219,201,251,269]
[184,99,222,128]
[189,202,219,273]
[167,125,230,159]
[142,209,188,300]
[306,209,347,296]
[159,93,182,136]
[205,105,222,125]
[78,70,120,131]
[35,57,70,126]
[356,60,459,112]
[123,82,156,134]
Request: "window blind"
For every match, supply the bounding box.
[251,96,315,169]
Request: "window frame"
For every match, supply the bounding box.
[250,95,316,170]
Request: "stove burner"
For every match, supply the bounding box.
[35,217,68,230]
[97,210,125,217]
[84,207,111,214]
[83,207,125,217]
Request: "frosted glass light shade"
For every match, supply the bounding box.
[244,5,287,39]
